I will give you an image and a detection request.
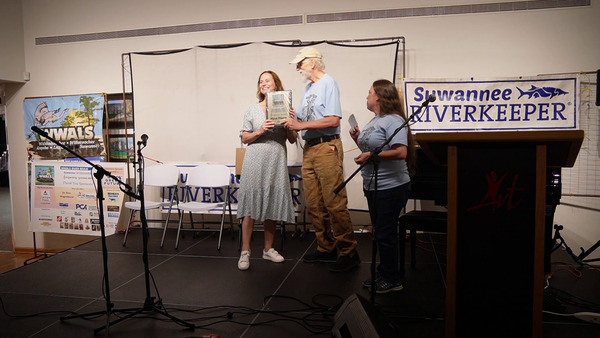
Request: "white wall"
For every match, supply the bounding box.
[0,0,25,82]
[4,0,600,256]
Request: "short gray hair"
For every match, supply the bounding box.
[311,57,326,71]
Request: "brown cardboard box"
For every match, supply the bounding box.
[235,147,246,176]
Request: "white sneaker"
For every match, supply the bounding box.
[262,248,284,263]
[238,251,250,270]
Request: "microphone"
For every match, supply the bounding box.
[31,126,49,138]
[138,134,148,146]
[421,93,437,107]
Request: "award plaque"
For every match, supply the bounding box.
[266,90,292,125]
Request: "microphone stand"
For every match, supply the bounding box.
[31,127,195,334]
[30,126,133,336]
[334,96,434,305]
[96,139,195,332]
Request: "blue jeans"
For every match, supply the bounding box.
[364,183,409,282]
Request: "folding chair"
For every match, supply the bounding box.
[122,164,180,246]
[397,147,448,273]
[398,210,447,271]
[175,164,234,250]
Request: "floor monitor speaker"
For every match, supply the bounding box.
[332,293,399,338]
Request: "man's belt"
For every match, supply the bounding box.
[305,134,340,147]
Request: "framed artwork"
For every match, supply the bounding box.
[105,93,134,162]
[107,135,134,161]
[107,93,133,126]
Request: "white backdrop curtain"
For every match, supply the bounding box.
[130,40,400,209]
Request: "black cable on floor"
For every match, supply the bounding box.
[0,295,77,318]
[159,293,344,334]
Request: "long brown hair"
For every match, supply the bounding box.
[256,70,284,102]
[372,79,417,178]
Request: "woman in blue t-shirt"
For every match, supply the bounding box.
[350,79,416,293]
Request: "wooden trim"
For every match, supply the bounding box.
[14,247,64,254]
[416,130,584,167]
[445,145,458,338]
[532,145,547,337]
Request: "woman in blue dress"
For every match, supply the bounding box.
[237,70,297,270]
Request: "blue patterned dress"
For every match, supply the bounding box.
[237,104,295,223]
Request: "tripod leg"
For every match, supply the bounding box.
[91,301,195,334]
[577,240,600,263]
[92,308,143,334]
[550,224,564,254]
[60,309,111,322]
[551,224,581,264]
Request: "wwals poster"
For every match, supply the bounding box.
[24,94,106,161]
[30,160,126,236]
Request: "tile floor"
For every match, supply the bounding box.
[0,222,598,337]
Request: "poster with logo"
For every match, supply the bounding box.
[29,160,127,236]
[165,164,304,218]
[403,76,578,132]
[23,94,106,161]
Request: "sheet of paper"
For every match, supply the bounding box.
[348,114,358,129]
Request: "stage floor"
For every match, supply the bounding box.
[1,226,598,337]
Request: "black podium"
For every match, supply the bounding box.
[416,130,584,338]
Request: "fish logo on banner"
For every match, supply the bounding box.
[517,85,568,99]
